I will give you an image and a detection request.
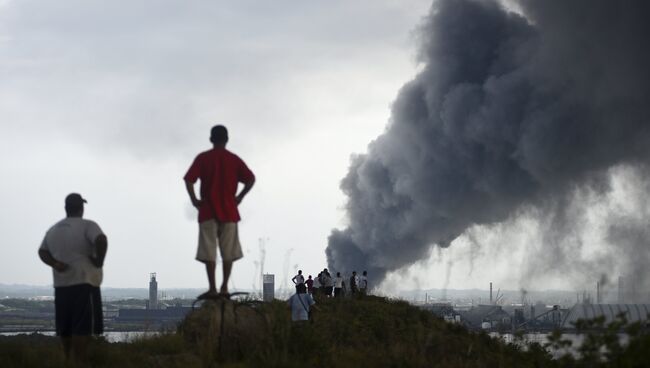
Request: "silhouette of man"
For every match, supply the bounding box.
[184,125,255,298]
[38,193,107,364]
[292,269,305,292]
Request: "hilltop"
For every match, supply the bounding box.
[1,295,649,367]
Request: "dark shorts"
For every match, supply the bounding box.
[55,284,103,336]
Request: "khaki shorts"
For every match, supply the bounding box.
[196,220,243,262]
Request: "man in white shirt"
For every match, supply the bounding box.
[38,193,108,364]
[359,271,368,295]
[291,269,305,292]
[334,272,345,298]
[288,284,315,322]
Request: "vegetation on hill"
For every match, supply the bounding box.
[0,295,648,367]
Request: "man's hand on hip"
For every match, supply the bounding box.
[192,198,204,209]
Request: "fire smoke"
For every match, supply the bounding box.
[327,0,650,286]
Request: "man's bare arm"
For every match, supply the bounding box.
[38,249,68,272]
[236,178,255,204]
[185,179,202,209]
[90,234,108,268]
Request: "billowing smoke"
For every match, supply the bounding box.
[327,0,650,286]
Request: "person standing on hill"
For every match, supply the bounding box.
[334,272,345,298]
[184,125,255,299]
[288,284,316,322]
[306,275,314,294]
[38,193,108,364]
[359,270,368,295]
[349,271,359,295]
[324,270,334,297]
[292,269,305,292]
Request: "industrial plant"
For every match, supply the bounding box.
[419,279,650,333]
[111,273,192,329]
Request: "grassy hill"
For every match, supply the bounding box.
[1,295,648,367]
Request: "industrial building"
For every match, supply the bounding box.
[115,273,191,326]
[561,304,650,329]
[263,274,275,302]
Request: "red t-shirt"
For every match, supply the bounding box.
[184,148,255,223]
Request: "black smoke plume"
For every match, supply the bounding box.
[327,0,650,286]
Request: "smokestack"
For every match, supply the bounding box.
[490,282,493,304]
[148,272,158,310]
[327,0,650,287]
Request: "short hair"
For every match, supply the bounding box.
[64,193,86,214]
[210,125,228,144]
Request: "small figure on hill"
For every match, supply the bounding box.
[292,269,305,292]
[38,193,108,365]
[334,272,345,298]
[306,275,314,294]
[288,284,316,322]
[323,269,334,297]
[359,270,368,295]
[184,125,255,299]
[350,271,359,295]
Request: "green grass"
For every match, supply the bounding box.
[0,296,648,367]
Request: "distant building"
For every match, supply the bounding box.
[115,273,192,326]
[148,273,158,310]
[459,305,511,330]
[263,274,274,302]
[117,306,192,323]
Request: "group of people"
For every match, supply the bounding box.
[287,268,369,322]
[292,268,369,297]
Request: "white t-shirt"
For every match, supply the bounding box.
[334,276,344,288]
[288,293,315,321]
[39,217,104,287]
[359,275,368,289]
[293,274,305,285]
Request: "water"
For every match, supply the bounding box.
[0,331,159,343]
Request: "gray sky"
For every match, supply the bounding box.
[3,0,645,298]
[0,0,434,290]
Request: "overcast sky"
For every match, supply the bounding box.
[0,0,440,292]
[3,0,636,298]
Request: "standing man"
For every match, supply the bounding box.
[359,270,368,295]
[305,275,314,295]
[292,269,305,292]
[38,193,107,364]
[334,272,345,298]
[288,284,315,323]
[185,125,255,299]
[349,271,359,295]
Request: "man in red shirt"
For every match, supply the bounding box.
[184,125,255,299]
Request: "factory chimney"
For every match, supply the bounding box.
[149,273,158,310]
[490,282,493,304]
